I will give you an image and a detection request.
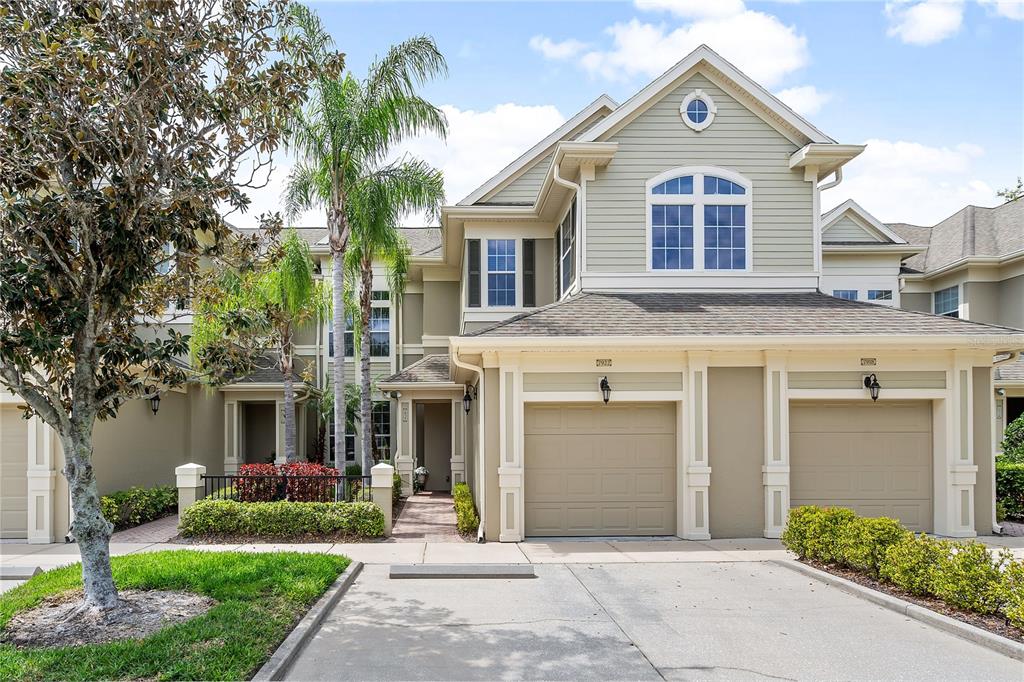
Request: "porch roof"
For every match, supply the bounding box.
[379,354,453,386]
[223,354,310,386]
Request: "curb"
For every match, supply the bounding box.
[252,560,364,681]
[772,559,1024,662]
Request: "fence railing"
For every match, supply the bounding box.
[201,474,372,504]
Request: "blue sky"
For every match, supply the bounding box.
[240,0,1024,228]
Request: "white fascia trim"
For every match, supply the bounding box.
[904,249,1024,281]
[219,382,312,392]
[376,382,463,391]
[578,45,834,146]
[823,244,926,256]
[458,94,619,206]
[580,272,820,292]
[789,144,866,180]
[821,199,909,245]
[451,334,1024,353]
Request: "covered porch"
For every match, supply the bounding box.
[220,379,317,472]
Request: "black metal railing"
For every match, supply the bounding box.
[202,474,372,503]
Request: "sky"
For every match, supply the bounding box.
[232,0,1024,230]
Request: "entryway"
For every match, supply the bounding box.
[391,492,467,542]
[415,402,452,491]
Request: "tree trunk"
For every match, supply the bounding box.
[282,352,297,463]
[62,420,119,610]
[359,256,373,476]
[331,248,346,467]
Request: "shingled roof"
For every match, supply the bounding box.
[465,292,1024,339]
[226,354,309,385]
[229,226,442,257]
[380,354,451,384]
[996,356,1024,383]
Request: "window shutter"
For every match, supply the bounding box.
[523,239,536,307]
[467,239,481,308]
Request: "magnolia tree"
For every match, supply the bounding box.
[0,0,338,612]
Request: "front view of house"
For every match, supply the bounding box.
[3,45,1022,545]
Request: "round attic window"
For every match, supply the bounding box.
[680,89,716,131]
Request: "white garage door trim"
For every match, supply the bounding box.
[524,402,677,537]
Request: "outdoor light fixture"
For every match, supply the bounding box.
[463,386,474,414]
[599,376,611,404]
[863,374,881,402]
[148,390,162,415]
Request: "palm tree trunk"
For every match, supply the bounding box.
[282,351,297,463]
[332,247,346,467]
[359,255,373,476]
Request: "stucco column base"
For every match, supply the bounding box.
[681,466,711,540]
[175,463,206,516]
[371,463,394,537]
[26,471,56,544]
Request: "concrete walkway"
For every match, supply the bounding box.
[392,492,467,543]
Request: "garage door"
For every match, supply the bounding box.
[790,401,932,532]
[524,403,676,536]
[1,405,29,539]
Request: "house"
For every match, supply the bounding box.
[2,45,1022,544]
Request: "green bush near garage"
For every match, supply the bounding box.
[179,499,384,539]
[996,461,1024,519]
[100,485,178,531]
[453,482,479,535]
[783,505,1024,630]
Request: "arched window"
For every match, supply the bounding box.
[646,167,751,272]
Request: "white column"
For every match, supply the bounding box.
[224,401,240,474]
[450,398,466,487]
[371,462,394,537]
[498,356,524,542]
[763,354,790,538]
[274,399,286,464]
[26,416,56,544]
[942,353,977,537]
[396,399,414,495]
[682,352,711,540]
[175,463,206,515]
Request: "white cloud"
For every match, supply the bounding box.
[822,139,998,225]
[529,35,589,60]
[576,11,808,87]
[978,0,1024,20]
[885,1,965,45]
[776,85,832,116]
[633,0,747,19]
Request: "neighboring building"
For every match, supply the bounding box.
[2,45,1022,544]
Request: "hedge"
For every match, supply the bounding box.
[997,461,1024,520]
[783,505,1023,630]
[236,462,340,502]
[101,485,177,531]
[179,499,384,539]
[453,482,479,535]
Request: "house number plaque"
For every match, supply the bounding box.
[595,359,613,367]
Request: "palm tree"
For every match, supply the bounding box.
[282,8,447,465]
[347,159,444,473]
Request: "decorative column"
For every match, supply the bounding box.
[450,398,466,487]
[762,353,790,538]
[274,400,286,464]
[370,462,394,537]
[175,463,206,515]
[682,352,711,540]
[224,401,240,474]
[26,416,56,544]
[943,353,978,537]
[497,356,524,542]
[395,399,415,495]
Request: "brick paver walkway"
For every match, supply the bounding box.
[110,514,180,543]
[391,492,467,543]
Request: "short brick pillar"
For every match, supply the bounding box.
[175,463,206,516]
[371,462,394,538]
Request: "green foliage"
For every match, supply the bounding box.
[880,534,948,596]
[998,560,1024,631]
[393,471,403,506]
[837,516,910,577]
[996,461,1024,519]
[997,177,1023,203]
[100,485,178,531]
[780,505,822,559]
[1001,414,1024,463]
[344,463,363,476]
[0,550,349,681]
[783,506,856,563]
[928,541,1009,615]
[453,483,479,535]
[179,499,384,539]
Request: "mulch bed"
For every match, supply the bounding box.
[172,532,384,544]
[803,558,1024,644]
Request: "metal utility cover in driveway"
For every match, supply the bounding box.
[389,564,535,579]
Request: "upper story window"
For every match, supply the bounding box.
[679,89,717,131]
[934,285,959,318]
[328,315,354,358]
[556,200,577,297]
[369,307,390,356]
[487,239,516,307]
[371,401,391,459]
[867,289,893,302]
[833,289,857,301]
[646,167,751,273]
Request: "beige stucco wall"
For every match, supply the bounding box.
[707,367,765,538]
[974,367,995,535]
[292,320,319,346]
[402,293,424,346]
[483,368,500,540]
[964,281,1001,326]
[900,292,931,314]
[423,281,461,337]
[187,385,225,476]
[999,275,1024,329]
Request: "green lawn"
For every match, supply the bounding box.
[0,550,350,681]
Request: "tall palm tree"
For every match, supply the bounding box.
[347,158,444,472]
[283,8,447,465]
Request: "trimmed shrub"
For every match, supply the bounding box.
[393,472,402,506]
[344,463,363,477]
[998,560,1024,631]
[100,485,178,531]
[1001,413,1024,463]
[236,462,340,502]
[880,533,948,596]
[805,507,857,564]
[453,482,479,535]
[838,516,910,577]
[179,499,384,539]
[996,461,1024,520]
[781,505,823,559]
[928,541,1008,615]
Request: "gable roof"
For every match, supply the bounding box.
[458,94,618,206]
[822,199,909,245]
[577,45,834,147]
[378,354,453,386]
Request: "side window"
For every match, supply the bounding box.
[369,307,389,356]
[934,285,959,318]
[557,200,577,297]
[832,290,858,301]
[487,239,516,307]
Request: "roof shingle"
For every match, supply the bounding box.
[380,354,451,384]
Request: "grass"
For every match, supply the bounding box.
[0,550,350,681]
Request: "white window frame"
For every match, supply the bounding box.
[867,289,893,302]
[933,284,961,318]
[645,166,753,274]
[556,200,577,299]
[485,237,519,308]
[832,289,858,301]
[680,89,717,132]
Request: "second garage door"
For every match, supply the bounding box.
[524,402,676,537]
[790,401,933,532]
[1,405,29,539]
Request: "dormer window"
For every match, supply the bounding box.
[646,167,752,272]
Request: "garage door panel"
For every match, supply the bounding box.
[791,401,932,533]
[1,406,29,539]
[525,403,676,537]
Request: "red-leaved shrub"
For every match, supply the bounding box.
[236,463,281,502]
[236,462,340,502]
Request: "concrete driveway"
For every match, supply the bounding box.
[287,557,1021,681]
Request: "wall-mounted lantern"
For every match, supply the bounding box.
[599,376,611,404]
[863,374,881,402]
[463,385,477,414]
[148,389,162,415]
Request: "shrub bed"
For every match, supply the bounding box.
[453,482,479,535]
[236,462,341,502]
[782,505,1024,633]
[179,499,384,539]
[100,485,177,531]
[997,461,1024,520]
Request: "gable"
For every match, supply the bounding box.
[823,214,889,243]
